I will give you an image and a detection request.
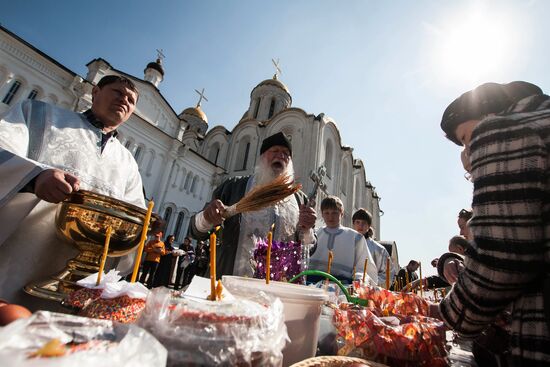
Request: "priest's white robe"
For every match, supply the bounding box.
[366,237,396,287]
[0,100,144,310]
[310,226,378,285]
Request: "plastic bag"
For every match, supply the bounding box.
[0,311,166,367]
[138,287,287,367]
[334,304,448,366]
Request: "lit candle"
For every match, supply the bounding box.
[96,226,112,286]
[216,279,223,301]
[327,250,334,274]
[405,271,410,291]
[419,261,423,297]
[266,223,275,284]
[130,200,154,283]
[362,258,368,284]
[385,257,390,290]
[209,226,220,301]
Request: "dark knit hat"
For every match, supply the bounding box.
[260,132,292,156]
[441,81,543,146]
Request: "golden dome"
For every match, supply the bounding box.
[256,76,290,94]
[181,106,208,124]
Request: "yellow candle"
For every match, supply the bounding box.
[362,258,368,284]
[385,258,390,290]
[209,226,220,301]
[130,200,154,283]
[419,261,423,298]
[352,265,356,280]
[266,227,273,284]
[327,250,334,274]
[96,226,112,286]
[405,271,410,291]
[216,279,223,301]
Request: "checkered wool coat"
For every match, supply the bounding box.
[440,94,550,366]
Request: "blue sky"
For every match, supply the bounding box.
[3,0,549,275]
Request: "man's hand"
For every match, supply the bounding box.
[428,301,443,321]
[34,169,80,203]
[203,199,226,226]
[298,204,317,230]
[443,259,464,285]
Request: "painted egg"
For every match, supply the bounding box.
[0,304,32,326]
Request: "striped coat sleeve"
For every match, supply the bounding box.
[439,110,549,338]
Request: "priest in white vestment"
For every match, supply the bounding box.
[309,196,377,285]
[0,75,145,310]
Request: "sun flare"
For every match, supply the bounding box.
[433,11,515,83]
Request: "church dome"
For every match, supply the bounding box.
[245,74,292,121]
[253,76,289,94]
[144,58,164,76]
[180,106,208,124]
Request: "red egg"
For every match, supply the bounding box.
[0,304,32,326]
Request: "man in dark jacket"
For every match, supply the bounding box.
[189,132,317,277]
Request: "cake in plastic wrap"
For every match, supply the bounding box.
[64,270,148,323]
[138,284,288,367]
[0,311,166,367]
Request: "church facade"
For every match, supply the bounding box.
[0,25,382,243]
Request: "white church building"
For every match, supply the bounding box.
[0,25,383,243]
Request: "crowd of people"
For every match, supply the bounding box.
[137,233,209,290]
[0,73,548,365]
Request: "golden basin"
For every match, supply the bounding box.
[24,190,159,302]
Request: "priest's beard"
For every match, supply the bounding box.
[254,159,294,186]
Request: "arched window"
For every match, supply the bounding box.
[2,80,21,105]
[184,172,193,190]
[191,176,198,194]
[234,138,251,171]
[341,161,349,195]
[27,89,39,100]
[134,146,142,161]
[354,175,362,208]
[164,207,173,227]
[268,98,276,119]
[325,140,333,178]
[174,212,185,239]
[208,142,220,165]
[253,98,260,118]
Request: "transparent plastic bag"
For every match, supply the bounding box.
[0,311,167,367]
[138,287,287,367]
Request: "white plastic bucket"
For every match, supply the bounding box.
[222,276,329,366]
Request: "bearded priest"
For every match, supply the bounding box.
[190,132,317,277]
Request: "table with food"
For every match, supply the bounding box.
[0,183,478,367]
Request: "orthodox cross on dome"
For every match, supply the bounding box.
[156,49,165,63]
[271,58,282,79]
[194,88,208,108]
